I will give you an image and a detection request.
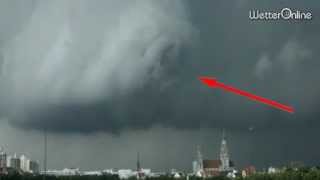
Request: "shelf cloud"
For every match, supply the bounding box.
[0,0,319,135]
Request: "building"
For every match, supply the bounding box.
[9,154,20,170]
[20,154,30,172]
[137,152,144,179]
[82,171,103,176]
[219,129,233,172]
[0,148,39,175]
[192,129,235,177]
[242,166,256,177]
[227,169,238,178]
[192,161,198,174]
[267,166,279,174]
[6,155,11,167]
[135,152,151,179]
[140,169,151,176]
[192,146,204,177]
[46,168,80,176]
[118,169,135,179]
[203,160,221,177]
[0,147,7,174]
[30,161,40,174]
[102,169,115,175]
[218,129,235,173]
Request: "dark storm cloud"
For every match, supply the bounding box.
[1,0,320,135]
[0,0,194,132]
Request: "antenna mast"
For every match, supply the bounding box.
[43,128,47,180]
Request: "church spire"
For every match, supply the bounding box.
[220,129,230,171]
[197,145,203,170]
[222,128,226,140]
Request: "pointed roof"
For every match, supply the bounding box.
[220,129,229,157]
[222,128,226,140]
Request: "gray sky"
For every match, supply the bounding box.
[0,0,320,171]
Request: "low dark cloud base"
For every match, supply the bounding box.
[1,0,320,136]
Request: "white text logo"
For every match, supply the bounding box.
[249,8,312,20]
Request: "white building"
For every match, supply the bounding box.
[20,154,31,172]
[8,154,20,169]
[46,168,80,176]
[192,146,204,177]
[268,167,279,174]
[227,169,237,178]
[118,169,135,179]
[82,171,102,176]
[173,172,181,179]
[102,169,115,175]
[140,169,151,175]
[6,156,11,167]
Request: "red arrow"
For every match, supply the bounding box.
[199,76,294,113]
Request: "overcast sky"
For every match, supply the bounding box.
[0,0,320,171]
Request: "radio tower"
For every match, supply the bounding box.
[43,128,47,180]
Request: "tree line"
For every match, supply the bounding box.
[1,167,320,180]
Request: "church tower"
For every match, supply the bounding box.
[197,145,204,172]
[219,129,230,171]
[192,145,204,177]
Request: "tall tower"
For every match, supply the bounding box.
[195,145,204,176]
[136,152,143,179]
[219,129,230,171]
[196,145,203,171]
[43,128,47,180]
